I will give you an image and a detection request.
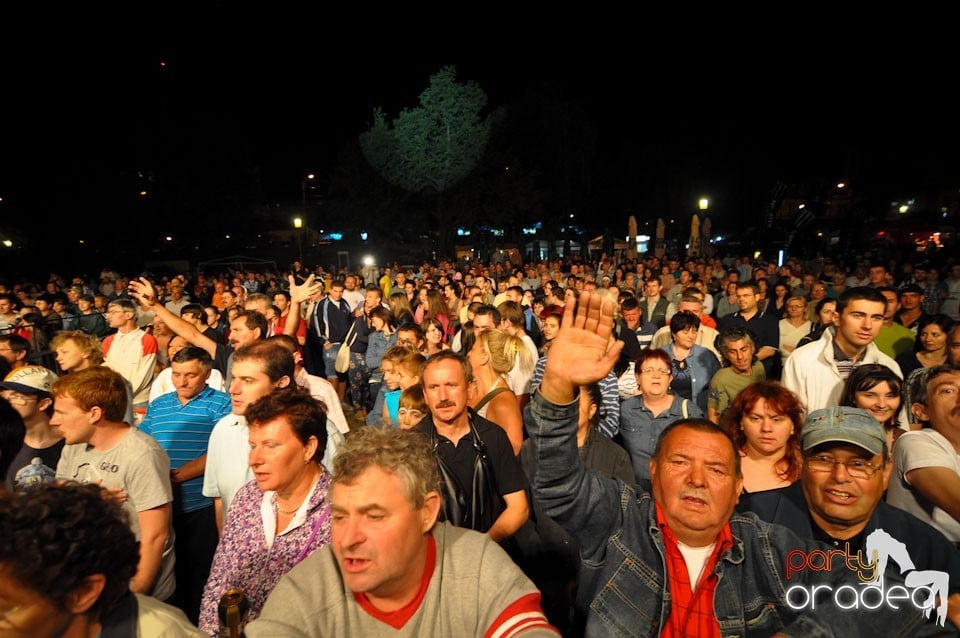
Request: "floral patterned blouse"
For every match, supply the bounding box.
[198,470,332,635]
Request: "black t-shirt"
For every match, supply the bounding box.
[5,438,65,491]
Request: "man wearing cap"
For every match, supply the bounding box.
[527,290,931,636]
[1,366,64,491]
[740,405,960,625]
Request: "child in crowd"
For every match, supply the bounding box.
[397,384,429,429]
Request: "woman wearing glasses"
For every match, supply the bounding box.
[618,349,703,482]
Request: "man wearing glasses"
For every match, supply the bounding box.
[740,405,960,624]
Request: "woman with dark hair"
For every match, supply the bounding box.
[770,282,791,319]
[618,349,703,482]
[199,389,331,634]
[420,317,451,357]
[895,314,955,377]
[722,381,804,493]
[660,311,719,413]
[538,305,564,356]
[840,363,904,451]
[796,297,838,349]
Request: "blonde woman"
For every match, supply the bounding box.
[467,328,533,455]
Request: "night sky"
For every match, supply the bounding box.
[2,15,957,275]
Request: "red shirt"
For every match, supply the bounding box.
[656,503,733,638]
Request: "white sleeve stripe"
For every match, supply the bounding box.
[489,611,552,638]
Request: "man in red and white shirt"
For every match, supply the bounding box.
[103,298,157,412]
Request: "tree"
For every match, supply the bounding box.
[359,66,491,254]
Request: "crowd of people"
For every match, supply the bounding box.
[1,247,960,636]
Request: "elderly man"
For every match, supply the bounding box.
[526,289,931,636]
[741,405,960,627]
[888,365,960,543]
[246,427,557,637]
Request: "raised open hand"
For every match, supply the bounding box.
[540,290,623,404]
[287,274,322,304]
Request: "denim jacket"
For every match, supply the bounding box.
[525,393,930,638]
[660,343,720,414]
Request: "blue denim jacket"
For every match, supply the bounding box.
[525,393,930,638]
[660,343,720,414]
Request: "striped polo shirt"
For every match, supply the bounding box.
[140,386,233,513]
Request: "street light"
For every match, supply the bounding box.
[302,173,315,212]
[293,217,303,264]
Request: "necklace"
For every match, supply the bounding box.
[274,498,303,516]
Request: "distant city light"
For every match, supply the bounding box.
[140,190,147,196]
[698,198,709,210]
[293,217,303,229]
[798,203,806,210]
[360,232,368,241]
[837,182,846,189]
[165,236,173,241]
[899,205,909,214]
[457,228,471,236]
[569,213,575,219]
[2,240,12,248]
[362,255,374,266]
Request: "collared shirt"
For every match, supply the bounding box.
[140,385,233,513]
[657,503,733,638]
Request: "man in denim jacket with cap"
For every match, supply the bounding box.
[527,289,932,637]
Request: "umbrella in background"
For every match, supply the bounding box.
[688,213,701,257]
[702,217,712,257]
[656,218,666,258]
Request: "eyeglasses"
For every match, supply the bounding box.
[805,454,882,479]
[639,367,671,376]
[0,390,38,404]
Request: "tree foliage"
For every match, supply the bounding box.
[359,66,491,195]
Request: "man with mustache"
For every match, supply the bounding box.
[527,289,930,636]
[413,351,529,544]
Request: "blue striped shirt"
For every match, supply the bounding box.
[141,386,233,513]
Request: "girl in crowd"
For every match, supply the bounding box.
[722,381,804,494]
[538,305,563,357]
[420,317,450,358]
[468,328,531,455]
[387,290,415,328]
[840,363,904,451]
[770,282,791,319]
